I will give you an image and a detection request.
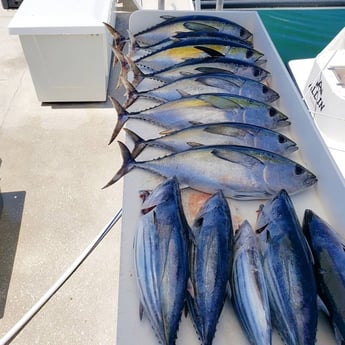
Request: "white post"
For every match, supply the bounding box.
[158,0,165,9]
[216,0,224,10]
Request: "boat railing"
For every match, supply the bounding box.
[193,0,345,9]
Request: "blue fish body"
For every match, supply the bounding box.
[255,190,318,345]
[133,177,190,345]
[187,190,233,345]
[303,209,345,344]
[231,220,271,345]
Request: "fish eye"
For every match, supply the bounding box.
[269,107,277,117]
[295,165,304,175]
[253,68,261,77]
[194,217,204,228]
[246,50,254,59]
[278,134,287,143]
[262,85,269,94]
[240,28,246,38]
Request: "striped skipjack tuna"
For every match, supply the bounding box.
[255,190,318,345]
[187,190,233,345]
[133,177,190,345]
[303,210,345,345]
[231,220,271,345]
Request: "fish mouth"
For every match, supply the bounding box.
[278,119,291,128]
[304,175,318,187]
[287,143,298,154]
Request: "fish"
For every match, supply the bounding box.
[104,142,317,200]
[130,30,253,54]
[109,94,290,144]
[303,209,345,344]
[122,72,279,108]
[127,14,253,48]
[122,56,271,90]
[187,190,233,345]
[131,38,264,72]
[231,220,271,345]
[124,122,298,158]
[129,34,255,61]
[133,177,190,345]
[255,190,318,345]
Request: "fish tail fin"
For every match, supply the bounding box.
[103,22,125,48]
[111,45,129,86]
[102,141,135,189]
[128,29,139,53]
[121,77,139,108]
[123,128,147,158]
[109,96,129,145]
[125,55,145,88]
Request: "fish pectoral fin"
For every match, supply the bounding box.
[226,282,232,300]
[160,14,175,20]
[211,148,264,168]
[194,45,224,57]
[176,89,191,97]
[159,128,177,135]
[197,76,244,90]
[203,125,248,138]
[187,141,203,148]
[184,22,219,32]
[196,66,234,75]
[188,120,203,126]
[187,278,195,299]
[139,301,144,320]
[255,223,268,234]
[198,94,241,110]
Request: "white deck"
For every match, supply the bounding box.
[0,2,132,344]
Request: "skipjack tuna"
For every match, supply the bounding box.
[123,122,297,158]
[187,190,233,345]
[122,72,279,108]
[104,14,253,49]
[104,142,317,200]
[255,190,318,345]
[108,94,289,144]
[303,210,345,344]
[120,56,271,90]
[133,177,189,345]
[231,220,271,345]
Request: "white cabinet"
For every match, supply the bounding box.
[8,0,115,102]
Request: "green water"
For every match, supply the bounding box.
[259,9,345,64]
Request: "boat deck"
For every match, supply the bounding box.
[0,2,136,344]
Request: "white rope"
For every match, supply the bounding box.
[0,208,123,345]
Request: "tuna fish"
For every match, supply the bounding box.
[132,39,264,72]
[187,190,233,345]
[231,220,271,345]
[122,72,279,108]
[133,177,190,345]
[124,122,297,158]
[130,30,253,54]
[104,142,317,200]
[122,56,271,90]
[255,190,318,345]
[127,14,253,48]
[303,209,345,344]
[109,94,290,144]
